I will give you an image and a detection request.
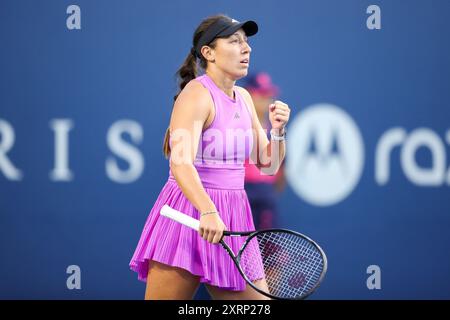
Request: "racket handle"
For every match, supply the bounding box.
[160,205,200,231]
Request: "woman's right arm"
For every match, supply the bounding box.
[168,80,226,244]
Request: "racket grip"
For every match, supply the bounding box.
[160,205,200,231]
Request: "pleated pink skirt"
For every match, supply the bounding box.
[129,167,265,291]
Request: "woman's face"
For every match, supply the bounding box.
[208,29,252,80]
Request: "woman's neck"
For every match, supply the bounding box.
[206,69,235,99]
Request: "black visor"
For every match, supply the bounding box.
[194,17,258,58]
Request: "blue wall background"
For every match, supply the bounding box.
[1,0,449,299]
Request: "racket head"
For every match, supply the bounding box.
[231,228,327,300]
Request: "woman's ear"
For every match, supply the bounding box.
[201,46,215,63]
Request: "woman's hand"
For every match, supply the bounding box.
[269,100,291,130]
[199,212,227,244]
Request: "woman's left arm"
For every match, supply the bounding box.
[236,87,291,175]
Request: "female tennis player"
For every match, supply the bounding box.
[129,14,291,300]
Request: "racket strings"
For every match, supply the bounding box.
[239,231,325,299]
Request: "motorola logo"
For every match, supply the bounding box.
[286,104,365,206]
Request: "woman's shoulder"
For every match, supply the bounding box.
[234,85,250,96]
[234,86,252,104]
[174,78,213,111]
[180,78,209,97]
[234,85,255,114]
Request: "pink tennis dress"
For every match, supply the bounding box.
[129,74,265,291]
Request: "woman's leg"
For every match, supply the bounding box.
[205,278,272,300]
[145,260,201,300]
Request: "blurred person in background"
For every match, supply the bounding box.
[242,72,286,230]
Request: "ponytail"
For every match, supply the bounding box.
[162,51,198,158]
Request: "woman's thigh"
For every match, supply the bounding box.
[145,260,201,300]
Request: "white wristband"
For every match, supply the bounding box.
[270,129,286,141]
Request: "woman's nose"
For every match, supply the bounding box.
[242,42,252,53]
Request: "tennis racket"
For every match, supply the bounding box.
[160,204,327,300]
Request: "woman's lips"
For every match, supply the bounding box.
[240,59,249,66]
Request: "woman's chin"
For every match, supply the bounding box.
[232,69,249,80]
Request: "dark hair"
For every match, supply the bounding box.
[162,14,233,158]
